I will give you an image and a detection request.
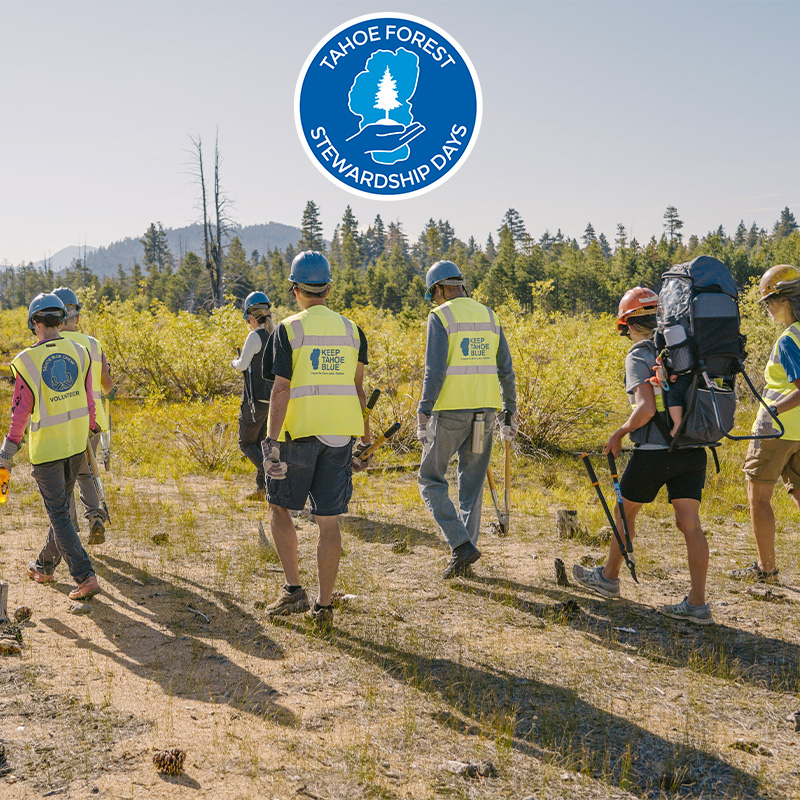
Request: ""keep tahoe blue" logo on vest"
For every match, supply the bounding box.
[295,13,481,199]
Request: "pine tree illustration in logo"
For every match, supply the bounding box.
[374,67,401,124]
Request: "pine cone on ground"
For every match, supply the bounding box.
[152,748,186,775]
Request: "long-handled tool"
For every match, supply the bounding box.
[86,439,111,523]
[486,468,508,534]
[363,388,380,421]
[99,397,111,471]
[581,454,637,583]
[503,410,512,533]
[606,452,637,582]
[359,422,401,462]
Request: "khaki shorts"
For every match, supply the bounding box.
[744,437,800,491]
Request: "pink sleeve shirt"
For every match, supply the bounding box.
[8,360,96,444]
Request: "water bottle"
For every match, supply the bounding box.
[0,468,9,505]
[471,412,486,454]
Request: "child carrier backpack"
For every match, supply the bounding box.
[653,255,783,453]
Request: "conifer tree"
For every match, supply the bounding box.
[299,200,325,251]
[582,222,597,248]
[663,205,684,243]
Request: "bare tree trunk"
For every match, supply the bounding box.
[190,135,218,307]
[213,133,224,304]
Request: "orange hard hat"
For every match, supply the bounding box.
[758,264,800,302]
[616,287,659,332]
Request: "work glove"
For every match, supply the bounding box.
[90,423,101,435]
[102,387,117,402]
[416,416,435,455]
[499,415,518,443]
[0,437,21,472]
[351,441,373,472]
[261,438,287,480]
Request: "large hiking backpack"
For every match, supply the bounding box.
[654,255,783,451]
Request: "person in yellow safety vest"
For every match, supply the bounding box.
[0,293,101,601]
[416,261,517,579]
[572,287,713,624]
[259,251,371,628]
[731,264,800,583]
[52,286,114,545]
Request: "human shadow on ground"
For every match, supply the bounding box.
[276,620,765,799]
[93,554,281,661]
[455,575,800,694]
[339,514,441,548]
[40,557,295,724]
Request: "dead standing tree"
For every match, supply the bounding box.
[188,133,231,307]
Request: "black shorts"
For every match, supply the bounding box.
[268,438,353,516]
[619,447,707,504]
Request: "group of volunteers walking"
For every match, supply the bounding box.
[5,253,800,630]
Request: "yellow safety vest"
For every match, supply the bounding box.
[60,330,108,431]
[431,297,503,411]
[753,322,800,440]
[11,337,91,464]
[275,305,364,441]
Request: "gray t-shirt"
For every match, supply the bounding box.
[625,340,668,449]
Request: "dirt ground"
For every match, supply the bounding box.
[1,461,799,800]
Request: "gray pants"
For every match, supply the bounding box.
[238,398,270,490]
[32,453,94,583]
[72,432,107,529]
[418,409,496,551]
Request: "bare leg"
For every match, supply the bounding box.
[315,515,341,606]
[269,504,301,586]
[669,407,683,437]
[603,498,643,581]
[672,498,708,606]
[748,479,777,573]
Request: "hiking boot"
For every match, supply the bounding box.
[308,601,334,630]
[87,519,106,545]
[442,541,481,580]
[246,488,267,501]
[264,586,310,617]
[659,596,714,625]
[727,561,779,584]
[69,575,101,601]
[27,561,54,584]
[571,564,620,598]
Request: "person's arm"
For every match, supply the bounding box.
[355,326,371,443]
[496,328,517,415]
[231,330,262,371]
[7,374,33,443]
[417,313,448,427]
[604,382,655,456]
[100,352,113,395]
[267,376,290,440]
[85,362,97,431]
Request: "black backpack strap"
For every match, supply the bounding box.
[709,445,721,474]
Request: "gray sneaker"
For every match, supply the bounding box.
[659,596,714,625]
[264,586,310,617]
[571,564,620,598]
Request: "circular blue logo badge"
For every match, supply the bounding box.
[41,353,79,393]
[295,13,481,200]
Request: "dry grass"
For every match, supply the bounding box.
[0,434,799,800]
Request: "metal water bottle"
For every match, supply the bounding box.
[0,468,9,505]
[471,412,486,453]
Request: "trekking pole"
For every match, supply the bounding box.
[581,454,637,583]
[85,438,111,523]
[606,453,638,583]
[486,467,508,534]
[363,388,381,421]
[503,410,512,534]
[359,422,401,461]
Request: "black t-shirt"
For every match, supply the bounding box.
[262,319,368,381]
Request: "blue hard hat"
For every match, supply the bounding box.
[51,286,81,311]
[243,291,271,319]
[425,261,463,301]
[289,251,332,284]
[27,293,67,332]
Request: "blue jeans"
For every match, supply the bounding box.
[31,453,95,583]
[418,410,496,550]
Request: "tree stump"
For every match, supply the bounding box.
[0,582,8,623]
[556,510,580,539]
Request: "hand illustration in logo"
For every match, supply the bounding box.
[310,348,321,370]
[348,48,424,165]
[460,337,470,357]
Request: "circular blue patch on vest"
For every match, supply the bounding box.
[41,353,79,393]
[295,13,481,199]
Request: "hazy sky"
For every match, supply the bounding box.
[1,0,798,265]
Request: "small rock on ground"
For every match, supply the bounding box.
[69,603,92,615]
